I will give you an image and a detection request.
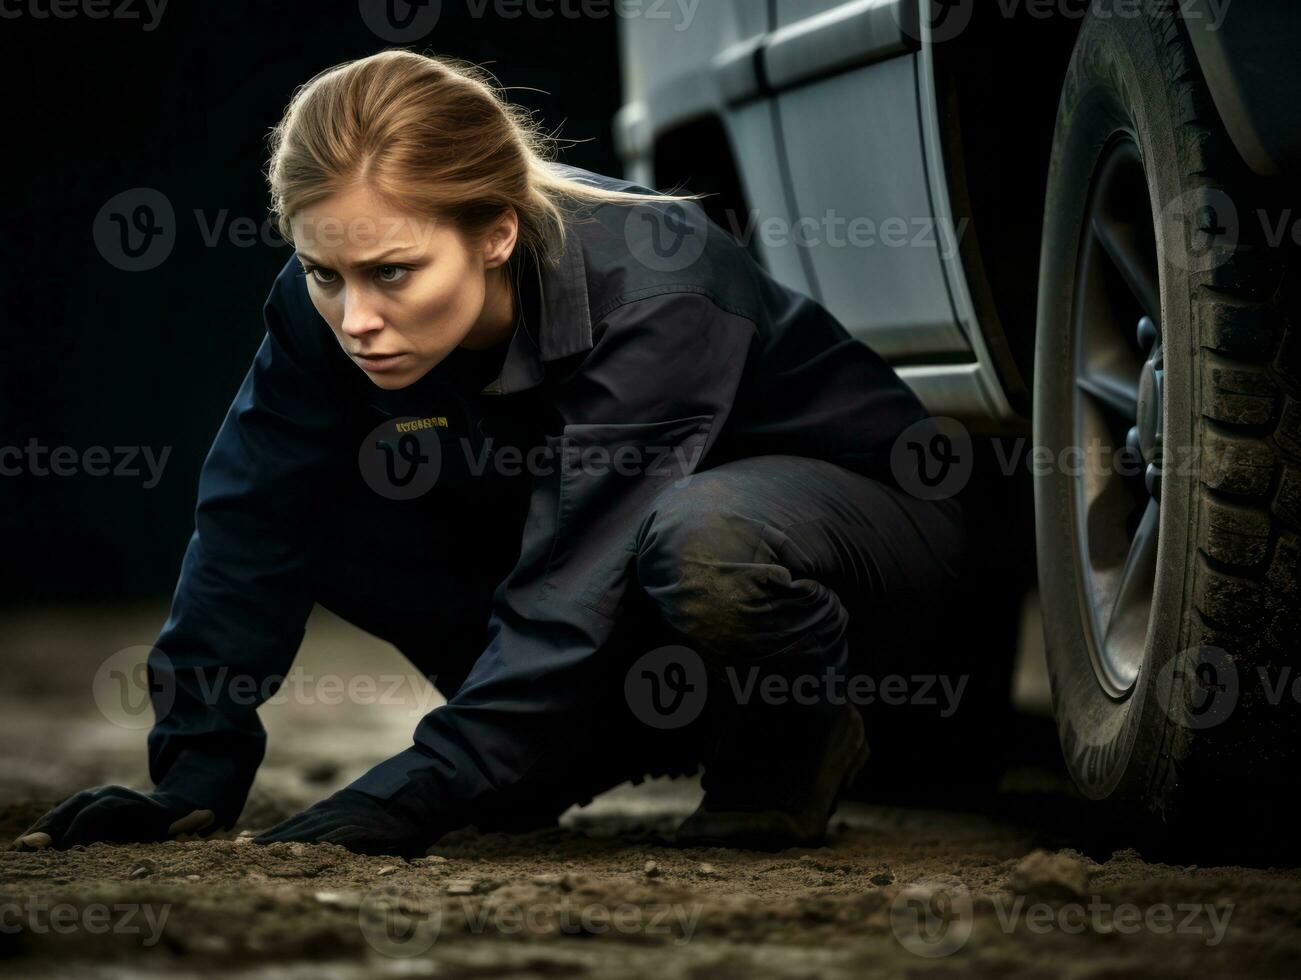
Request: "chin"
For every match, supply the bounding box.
[361,360,436,391]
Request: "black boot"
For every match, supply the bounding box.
[674,699,869,850]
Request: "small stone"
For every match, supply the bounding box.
[289,843,309,857]
[186,874,201,882]
[415,854,448,865]
[1009,849,1092,898]
[129,861,155,879]
[314,891,362,910]
[870,872,895,886]
[643,860,660,878]
[698,863,719,876]
[446,880,476,896]
[377,866,398,877]
[237,830,257,838]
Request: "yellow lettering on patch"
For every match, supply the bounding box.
[394,416,450,433]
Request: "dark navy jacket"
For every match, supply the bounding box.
[146,164,930,825]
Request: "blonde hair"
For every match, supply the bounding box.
[265,48,707,270]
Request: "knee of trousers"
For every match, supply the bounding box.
[633,481,788,659]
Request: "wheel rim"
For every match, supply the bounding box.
[1071,136,1164,697]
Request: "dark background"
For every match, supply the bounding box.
[0,0,623,604]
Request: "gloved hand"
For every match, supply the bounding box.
[252,788,437,858]
[9,785,217,851]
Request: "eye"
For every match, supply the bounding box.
[376,264,409,284]
[301,264,338,287]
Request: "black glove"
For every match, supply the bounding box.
[252,788,439,858]
[9,785,216,851]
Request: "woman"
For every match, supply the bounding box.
[13,50,964,856]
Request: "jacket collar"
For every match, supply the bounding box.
[480,217,593,396]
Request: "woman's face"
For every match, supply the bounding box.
[290,183,518,390]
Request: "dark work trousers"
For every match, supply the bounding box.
[308,452,966,816]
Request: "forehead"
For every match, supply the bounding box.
[291,184,457,257]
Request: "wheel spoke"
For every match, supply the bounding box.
[1102,498,1158,673]
[1091,210,1161,325]
[1077,369,1139,421]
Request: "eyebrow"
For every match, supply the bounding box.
[296,245,420,268]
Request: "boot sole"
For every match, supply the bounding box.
[675,706,870,850]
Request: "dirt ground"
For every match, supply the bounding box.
[2,601,1300,978]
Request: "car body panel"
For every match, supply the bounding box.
[617,0,1020,427]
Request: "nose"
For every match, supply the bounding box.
[339,288,384,339]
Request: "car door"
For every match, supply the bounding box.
[768,0,969,363]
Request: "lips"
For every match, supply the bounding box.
[352,351,408,373]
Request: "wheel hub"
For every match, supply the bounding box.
[1128,315,1163,499]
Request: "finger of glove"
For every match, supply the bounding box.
[317,824,419,858]
[167,809,216,836]
[60,795,181,848]
[251,812,327,845]
[11,786,141,850]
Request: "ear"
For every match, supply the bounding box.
[481,209,519,270]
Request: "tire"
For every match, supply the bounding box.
[1034,0,1299,836]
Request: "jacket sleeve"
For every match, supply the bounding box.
[147,259,348,825]
[347,291,759,818]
